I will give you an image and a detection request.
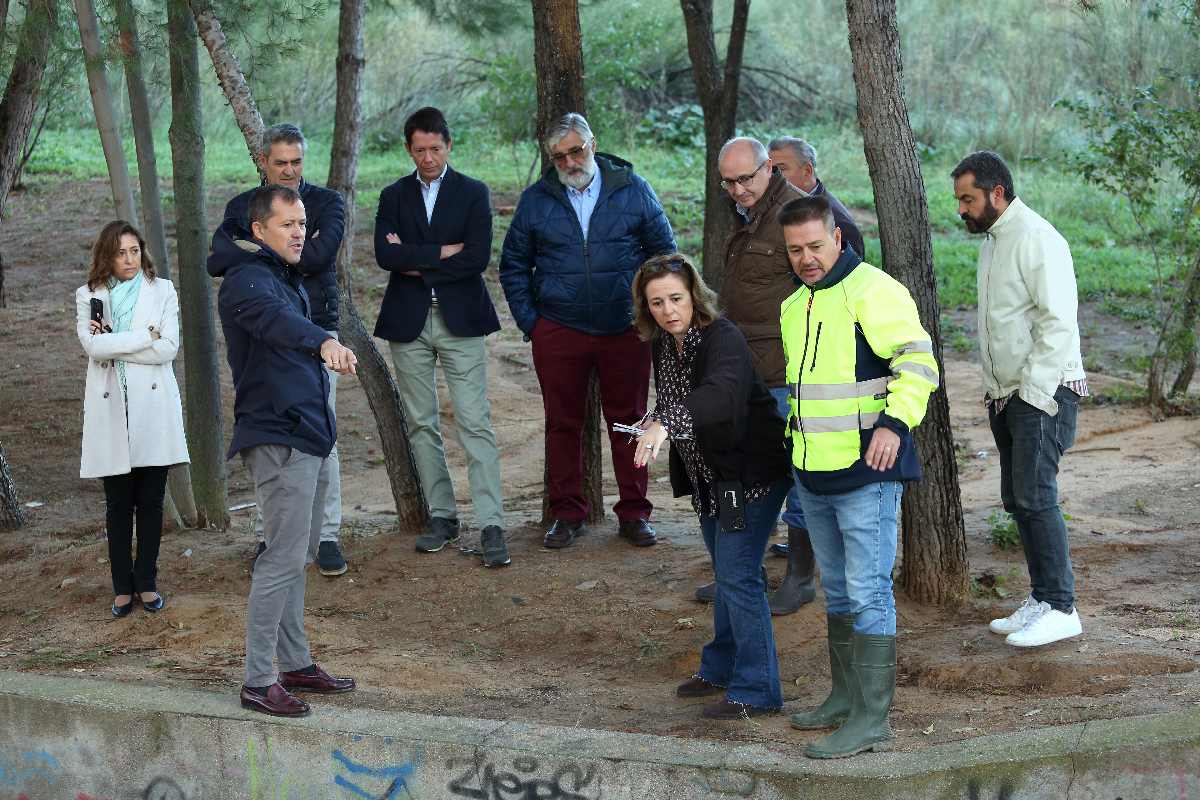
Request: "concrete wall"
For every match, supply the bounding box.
[1,670,1197,800]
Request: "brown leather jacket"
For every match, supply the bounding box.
[720,169,805,388]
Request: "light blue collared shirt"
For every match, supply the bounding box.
[567,170,602,240]
[417,163,449,224]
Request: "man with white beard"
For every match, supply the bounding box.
[500,113,677,550]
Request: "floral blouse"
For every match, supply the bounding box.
[650,325,770,518]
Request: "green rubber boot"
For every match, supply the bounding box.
[804,633,896,759]
[789,614,855,730]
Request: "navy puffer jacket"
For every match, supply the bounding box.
[500,154,676,336]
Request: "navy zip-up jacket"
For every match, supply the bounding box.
[499,154,676,336]
[218,179,345,331]
[210,226,335,460]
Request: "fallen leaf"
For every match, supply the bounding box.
[922,722,936,735]
[1024,709,1041,717]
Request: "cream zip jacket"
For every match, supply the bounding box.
[976,196,1085,416]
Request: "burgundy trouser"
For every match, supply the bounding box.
[530,317,652,523]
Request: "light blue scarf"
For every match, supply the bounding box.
[107,270,144,399]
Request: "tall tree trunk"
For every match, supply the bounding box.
[680,0,749,291]
[0,0,10,49]
[1168,251,1200,399]
[0,440,22,531]
[327,0,428,531]
[74,0,138,224]
[0,0,57,215]
[115,0,197,529]
[845,0,968,605]
[530,0,603,525]
[187,0,264,178]
[168,0,228,530]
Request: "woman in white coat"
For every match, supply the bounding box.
[77,221,189,618]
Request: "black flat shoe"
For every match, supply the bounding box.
[142,593,165,612]
[111,599,133,618]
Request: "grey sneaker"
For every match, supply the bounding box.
[316,541,348,576]
[480,525,511,568]
[415,517,460,553]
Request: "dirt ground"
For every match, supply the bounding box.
[1,179,1199,754]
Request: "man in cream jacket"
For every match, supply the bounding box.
[952,151,1087,648]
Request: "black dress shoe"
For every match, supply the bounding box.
[240,683,310,717]
[111,598,134,618]
[141,593,166,612]
[676,675,723,698]
[543,519,584,549]
[279,664,356,694]
[702,697,780,719]
[617,519,657,547]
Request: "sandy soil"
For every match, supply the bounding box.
[1,179,1198,753]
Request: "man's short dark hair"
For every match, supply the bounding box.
[778,195,836,233]
[248,185,302,229]
[404,106,451,146]
[951,151,1015,202]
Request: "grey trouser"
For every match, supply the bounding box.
[388,306,503,529]
[255,331,342,544]
[242,443,332,687]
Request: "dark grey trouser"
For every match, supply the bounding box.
[989,386,1079,613]
[242,443,332,687]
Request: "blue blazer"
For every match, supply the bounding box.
[372,166,501,343]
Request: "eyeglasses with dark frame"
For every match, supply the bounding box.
[549,138,595,165]
[719,160,767,192]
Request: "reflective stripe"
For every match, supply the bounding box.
[893,340,934,356]
[892,361,940,385]
[791,411,881,433]
[790,376,892,401]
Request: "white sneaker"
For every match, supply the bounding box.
[988,595,1040,635]
[1005,604,1083,648]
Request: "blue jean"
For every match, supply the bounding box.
[794,479,902,635]
[989,387,1078,612]
[768,387,807,530]
[697,479,789,709]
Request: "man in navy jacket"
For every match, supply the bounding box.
[212,185,358,718]
[215,123,350,578]
[500,112,676,549]
[374,107,508,567]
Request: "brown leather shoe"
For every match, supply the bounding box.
[618,519,657,547]
[676,675,723,698]
[240,683,310,717]
[701,697,780,719]
[543,519,584,549]
[279,664,356,694]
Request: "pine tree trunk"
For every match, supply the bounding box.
[0,0,57,215]
[1168,251,1200,398]
[327,0,428,531]
[187,0,264,178]
[680,0,749,291]
[0,0,9,43]
[74,0,138,224]
[531,0,604,524]
[0,440,23,531]
[845,0,968,606]
[168,0,228,530]
[114,0,196,528]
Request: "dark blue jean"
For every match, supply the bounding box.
[989,386,1079,612]
[697,479,789,709]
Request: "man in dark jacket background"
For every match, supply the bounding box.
[500,112,676,549]
[373,107,508,568]
[768,137,865,261]
[217,123,350,577]
[212,185,358,718]
[712,136,816,616]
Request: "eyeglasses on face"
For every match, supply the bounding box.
[550,139,594,165]
[719,160,767,192]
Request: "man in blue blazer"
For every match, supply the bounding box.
[373,107,508,568]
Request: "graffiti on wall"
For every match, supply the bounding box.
[446,755,602,800]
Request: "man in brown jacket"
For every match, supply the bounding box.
[695,136,816,615]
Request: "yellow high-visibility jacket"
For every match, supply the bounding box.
[781,251,939,494]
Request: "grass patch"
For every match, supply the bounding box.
[986,510,1021,551]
